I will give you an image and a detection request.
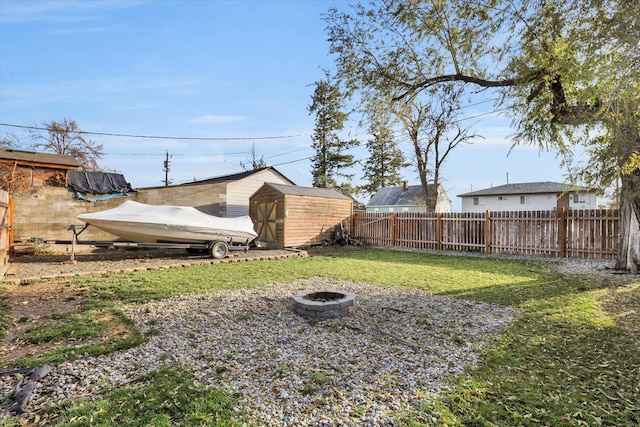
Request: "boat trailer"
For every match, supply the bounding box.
[47,224,253,261]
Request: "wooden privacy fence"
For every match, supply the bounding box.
[351,209,620,259]
[0,191,9,269]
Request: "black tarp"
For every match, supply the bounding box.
[68,171,134,195]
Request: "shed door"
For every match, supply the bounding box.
[255,201,277,244]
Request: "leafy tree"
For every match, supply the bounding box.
[394,86,478,210]
[0,132,26,149]
[30,118,103,170]
[307,76,359,194]
[325,0,640,271]
[361,110,406,196]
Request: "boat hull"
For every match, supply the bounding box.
[77,201,258,245]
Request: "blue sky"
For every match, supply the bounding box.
[0,0,587,210]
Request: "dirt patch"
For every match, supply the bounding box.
[0,245,360,368]
[0,280,91,366]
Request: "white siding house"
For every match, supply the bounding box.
[457,182,598,213]
[137,167,295,218]
[224,168,295,217]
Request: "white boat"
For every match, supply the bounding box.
[76,200,259,245]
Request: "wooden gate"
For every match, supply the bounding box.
[254,201,278,245]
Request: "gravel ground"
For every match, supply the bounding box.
[2,277,519,426]
[1,247,632,425]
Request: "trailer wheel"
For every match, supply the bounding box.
[210,241,229,259]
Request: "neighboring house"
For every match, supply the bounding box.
[137,167,295,217]
[366,182,452,213]
[457,181,598,213]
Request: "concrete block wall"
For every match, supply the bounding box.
[12,187,135,245]
[136,182,227,216]
[11,183,230,252]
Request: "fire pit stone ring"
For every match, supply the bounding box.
[291,290,356,319]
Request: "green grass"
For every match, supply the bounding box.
[22,310,110,344]
[0,282,11,340]
[35,366,246,426]
[1,248,638,426]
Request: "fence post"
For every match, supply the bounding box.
[391,212,397,247]
[485,210,491,254]
[436,212,442,251]
[8,197,13,256]
[351,212,357,240]
[559,207,567,258]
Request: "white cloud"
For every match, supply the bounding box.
[188,115,247,124]
[0,0,141,24]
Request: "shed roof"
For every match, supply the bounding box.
[0,148,80,169]
[260,183,351,200]
[457,181,596,197]
[368,184,435,207]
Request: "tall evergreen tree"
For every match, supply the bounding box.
[307,76,359,193]
[362,111,406,196]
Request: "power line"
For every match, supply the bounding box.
[106,151,251,156]
[170,156,312,185]
[458,107,510,122]
[0,123,308,141]
[264,146,312,159]
[270,156,312,167]
[458,98,498,109]
[106,146,311,158]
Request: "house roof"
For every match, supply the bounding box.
[141,166,295,189]
[261,182,352,200]
[0,148,81,169]
[188,167,294,185]
[367,184,435,207]
[457,181,596,197]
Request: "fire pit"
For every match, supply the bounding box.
[291,290,356,319]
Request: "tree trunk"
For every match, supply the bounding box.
[615,173,640,272]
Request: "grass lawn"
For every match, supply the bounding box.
[1,248,638,426]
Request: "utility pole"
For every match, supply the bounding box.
[163,150,172,187]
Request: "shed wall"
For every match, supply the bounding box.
[249,188,353,248]
[282,195,352,247]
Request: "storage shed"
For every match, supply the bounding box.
[249,183,353,248]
